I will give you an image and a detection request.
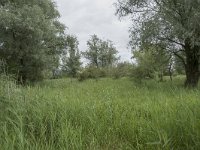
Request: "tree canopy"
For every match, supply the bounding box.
[0,0,66,83]
[83,35,119,68]
[116,0,200,87]
[62,35,81,77]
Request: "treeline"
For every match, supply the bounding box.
[0,0,126,83]
[0,0,138,83]
[0,0,120,84]
[0,0,193,87]
[58,35,184,82]
[60,34,121,80]
[59,34,184,82]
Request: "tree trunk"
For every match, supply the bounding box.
[159,71,164,82]
[185,67,199,88]
[169,68,173,82]
[168,58,173,81]
[17,58,27,85]
[184,39,200,88]
[185,58,199,88]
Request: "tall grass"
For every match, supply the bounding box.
[0,76,200,149]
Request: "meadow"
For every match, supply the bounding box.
[0,75,200,150]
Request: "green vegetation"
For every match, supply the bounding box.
[116,0,200,87]
[82,35,119,68]
[1,75,200,150]
[62,35,82,78]
[1,0,200,149]
[0,0,66,84]
[132,43,171,82]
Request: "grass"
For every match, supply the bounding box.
[1,76,200,149]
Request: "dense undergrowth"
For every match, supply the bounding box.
[0,75,200,150]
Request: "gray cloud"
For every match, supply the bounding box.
[55,0,132,62]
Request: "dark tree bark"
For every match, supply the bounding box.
[17,58,27,85]
[184,39,200,88]
[17,45,27,85]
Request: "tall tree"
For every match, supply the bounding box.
[83,35,119,68]
[99,40,119,68]
[116,0,200,87]
[0,0,66,84]
[83,35,100,68]
[62,35,81,77]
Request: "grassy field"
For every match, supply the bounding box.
[0,76,200,150]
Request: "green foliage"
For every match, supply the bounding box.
[62,35,82,78]
[77,66,107,81]
[82,35,119,68]
[77,71,89,82]
[116,0,200,47]
[0,59,7,74]
[77,62,134,81]
[112,62,134,79]
[132,44,171,81]
[1,76,200,149]
[0,0,66,84]
[174,55,186,75]
[116,0,200,87]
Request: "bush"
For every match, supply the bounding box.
[77,66,108,81]
[77,71,89,81]
[132,66,155,82]
[77,63,135,81]
[111,62,134,79]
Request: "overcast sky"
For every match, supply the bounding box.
[55,0,132,62]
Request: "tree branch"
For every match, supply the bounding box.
[173,51,186,68]
[159,37,185,48]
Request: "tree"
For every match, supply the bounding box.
[99,40,119,68]
[62,35,81,77]
[116,0,200,87]
[83,35,119,68]
[133,43,171,81]
[0,0,66,84]
[83,35,100,68]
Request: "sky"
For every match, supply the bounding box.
[55,0,132,62]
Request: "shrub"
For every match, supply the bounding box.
[111,62,134,79]
[77,66,105,81]
[132,66,155,83]
[77,71,89,81]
